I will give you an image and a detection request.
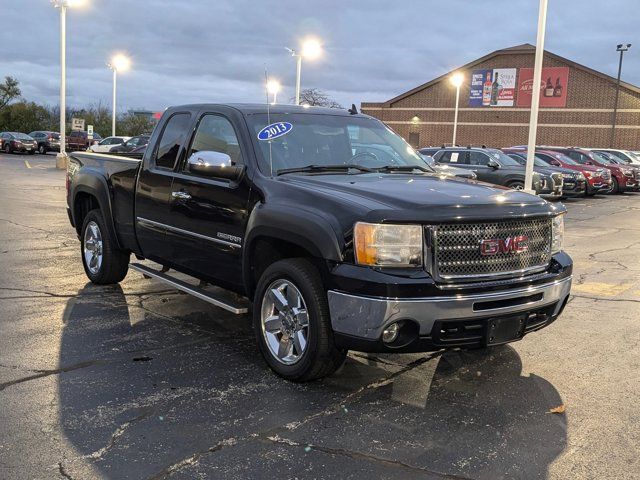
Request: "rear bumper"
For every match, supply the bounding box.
[45,143,61,152]
[328,276,572,352]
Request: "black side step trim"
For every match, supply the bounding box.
[130,263,249,314]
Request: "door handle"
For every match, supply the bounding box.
[171,191,192,200]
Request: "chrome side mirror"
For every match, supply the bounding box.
[187,151,244,180]
[487,159,500,169]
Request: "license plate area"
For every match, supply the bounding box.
[486,315,526,346]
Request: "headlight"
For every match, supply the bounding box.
[551,214,564,254]
[354,222,422,267]
[470,171,477,180]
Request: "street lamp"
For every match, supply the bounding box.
[610,43,632,147]
[107,54,131,137]
[524,0,549,194]
[266,79,281,105]
[450,72,464,146]
[286,38,322,105]
[51,0,87,168]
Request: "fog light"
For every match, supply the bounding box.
[382,322,400,343]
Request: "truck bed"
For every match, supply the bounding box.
[67,151,142,252]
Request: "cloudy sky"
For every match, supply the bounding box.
[2,0,638,112]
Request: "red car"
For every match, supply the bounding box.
[543,147,638,194]
[510,147,611,196]
[66,130,102,152]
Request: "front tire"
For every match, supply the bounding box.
[38,145,46,155]
[80,209,129,284]
[605,177,619,195]
[253,258,346,382]
[4,144,11,154]
[508,180,525,190]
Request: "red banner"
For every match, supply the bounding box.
[517,67,569,107]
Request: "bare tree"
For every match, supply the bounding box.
[0,76,21,112]
[293,88,342,108]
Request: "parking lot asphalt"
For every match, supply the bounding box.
[0,152,638,480]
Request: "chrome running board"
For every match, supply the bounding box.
[130,263,249,314]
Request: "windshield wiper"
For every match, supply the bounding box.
[375,165,431,173]
[276,164,374,175]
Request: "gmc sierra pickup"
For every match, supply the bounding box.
[66,104,572,381]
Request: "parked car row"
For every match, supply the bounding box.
[0,130,151,156]
[418,145,640,198]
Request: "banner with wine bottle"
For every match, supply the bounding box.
[469,68,517,107]
[516,67,569,107]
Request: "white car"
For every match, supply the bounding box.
[587,148,640,166]
[89,136,131,153]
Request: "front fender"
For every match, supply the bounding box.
[242,202,344,290]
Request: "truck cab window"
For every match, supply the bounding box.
[155,113,191,169]
[187,114,242,168]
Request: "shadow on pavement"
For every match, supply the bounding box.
[57,283,566,479]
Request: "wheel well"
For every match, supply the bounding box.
[73,192,100,235]
[247,237,326,299]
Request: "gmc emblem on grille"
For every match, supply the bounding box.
[480,235,529,256]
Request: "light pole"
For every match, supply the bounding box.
[266,79,281,105]
[286,38,322,105]
[610,43,631,148]
[52,0,86,168]
[450,72,464,146]
[524,0,549,194]
[107,54,131,137]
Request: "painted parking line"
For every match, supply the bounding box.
[24,160,32,169]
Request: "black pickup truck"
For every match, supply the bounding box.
[66,104,572,381]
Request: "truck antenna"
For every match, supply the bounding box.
[264,66,274,177]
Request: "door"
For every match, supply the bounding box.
[166,112,251,288]
[135,112,193,263]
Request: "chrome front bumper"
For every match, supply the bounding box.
[328,276,572,341]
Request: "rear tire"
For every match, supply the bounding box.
[38,145,46,155]
[80,209,129,284]
[4,144,11,154]
[253,258,346,382]
[606,177,619,195]
[508,180,525,190]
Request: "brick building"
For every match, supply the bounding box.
[361,44,640,150]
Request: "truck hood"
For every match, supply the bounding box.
[280,173,562,222]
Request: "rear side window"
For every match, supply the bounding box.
[438,151,467,164]
[155,113,191,169]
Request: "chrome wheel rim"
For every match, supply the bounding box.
[512,183,524,190]
[83,221,103,275]
[260,279,309,365]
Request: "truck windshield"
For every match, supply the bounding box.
[246,113,429,175]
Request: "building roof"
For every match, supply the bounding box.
[373,43,640,107]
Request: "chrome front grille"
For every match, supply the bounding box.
[428,218,552,282]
